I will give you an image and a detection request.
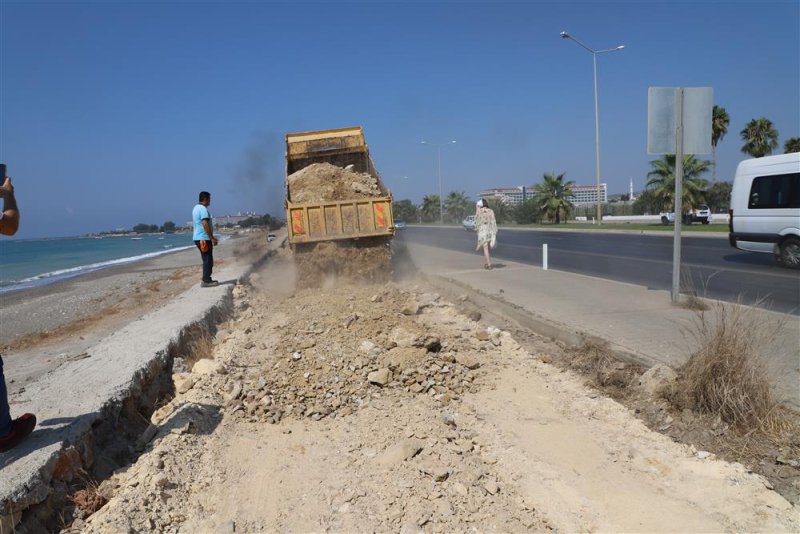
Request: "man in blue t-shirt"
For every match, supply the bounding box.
[0,174,37,453]
[192,191,219,287]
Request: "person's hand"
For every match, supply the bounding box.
[212,237,218,246]
[0,177,12,199]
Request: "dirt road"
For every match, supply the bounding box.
[76,251,798,533]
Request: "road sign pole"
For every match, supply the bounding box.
[671,88,684,303]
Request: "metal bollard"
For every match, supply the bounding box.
[543,243,548,270]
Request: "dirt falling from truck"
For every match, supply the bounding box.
[289,162,393,287]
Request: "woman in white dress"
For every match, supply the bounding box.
[475,199,497,270]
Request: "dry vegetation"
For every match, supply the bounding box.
[667,300,788,432]
[540,299,800,505]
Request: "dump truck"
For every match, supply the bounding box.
[284,126,395,286]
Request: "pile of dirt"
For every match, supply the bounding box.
[73,259,798,533]
[216,286,500,425]
[288,162,382,203]
[77,277,543,533]
[294,238,393,288]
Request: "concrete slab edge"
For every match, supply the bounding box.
[0,246,276,530]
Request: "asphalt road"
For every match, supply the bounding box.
[399,226,800,315]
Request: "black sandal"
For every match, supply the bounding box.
[485,264,493,270]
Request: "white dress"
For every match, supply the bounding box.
[475,207,497,250]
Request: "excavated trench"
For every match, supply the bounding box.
[6,250,280,533]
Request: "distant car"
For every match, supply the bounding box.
[463,215,476,231]
[393,220,407,230]
[660,206,712,225]
[267,233,276,242]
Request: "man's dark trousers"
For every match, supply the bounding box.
[195,240,214,282]
[0,356,12,436]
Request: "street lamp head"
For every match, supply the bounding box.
[616,45,625,50]
[560,31,569,39]
[450,140,457,144]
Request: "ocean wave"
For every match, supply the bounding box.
[0,245,195,294]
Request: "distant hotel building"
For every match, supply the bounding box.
[571,183,608,205]
[478,183,607,206]
[478,187,530,206]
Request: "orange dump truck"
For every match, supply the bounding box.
[285,126,394,244]
[284,127,395,284]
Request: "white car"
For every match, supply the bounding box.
[463,215,476,231]
[660,206,712,225]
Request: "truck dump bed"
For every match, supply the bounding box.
[285,127,394,245]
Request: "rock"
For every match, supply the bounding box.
[192,359,224,375]
[696,451,712,460]
[360,340,378,353]
[368,368,392,387]
[299,338,316,349]
[52,447,83,482]
[776,455,799,467]
[175,374,197,394]
[390,327,423,348]
[451,481,469,497]
[292,351,302,361]
[376,439,423,467]
[402,300,420,316]
[136,424,158,449]
[638,364,678,396]
[455,354,481,370]
[400,522,423,534]
[409,383,425,394]
[441,413,457,428]
[417,293,440,308]
[475,330,490,341]
[228,381,243,401]
[467,310,482,322]
[484,481,499,495]
[418,463,450,482]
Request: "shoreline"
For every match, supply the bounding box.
[0,231,265,348]
[1,231,268,398]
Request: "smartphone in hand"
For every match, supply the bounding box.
[0,164,6,178]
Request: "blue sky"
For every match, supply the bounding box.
[1,0,798,239]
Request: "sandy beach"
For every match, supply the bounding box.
[0,231,267,395]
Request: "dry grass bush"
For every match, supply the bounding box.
[665,299,787,433]
[567,340,636,389]
[67,470,108,517]
[175,324,213,369]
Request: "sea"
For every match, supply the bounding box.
[0,233,199,294]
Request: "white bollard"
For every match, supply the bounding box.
[543,243,548,270]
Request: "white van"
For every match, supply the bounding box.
[729,153,800,268]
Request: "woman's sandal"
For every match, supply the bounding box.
[484,264,493,270]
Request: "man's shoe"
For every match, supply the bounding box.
[0,413,36,453]
[201,280,219,288]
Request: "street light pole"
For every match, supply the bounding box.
[421,140,457,224]
[560,31,624,225]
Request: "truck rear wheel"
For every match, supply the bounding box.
[779,236,800,269]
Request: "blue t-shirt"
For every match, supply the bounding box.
[192,204,212,241]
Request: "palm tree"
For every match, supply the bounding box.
[533,172,576,224]
[785,137,800,154]
[419,195,440,223]
[740,118,779,158]
[711,105,729,182]
[443,190,472,223]
[646,155,710,212]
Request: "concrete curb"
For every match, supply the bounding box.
[0,240,279,530]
